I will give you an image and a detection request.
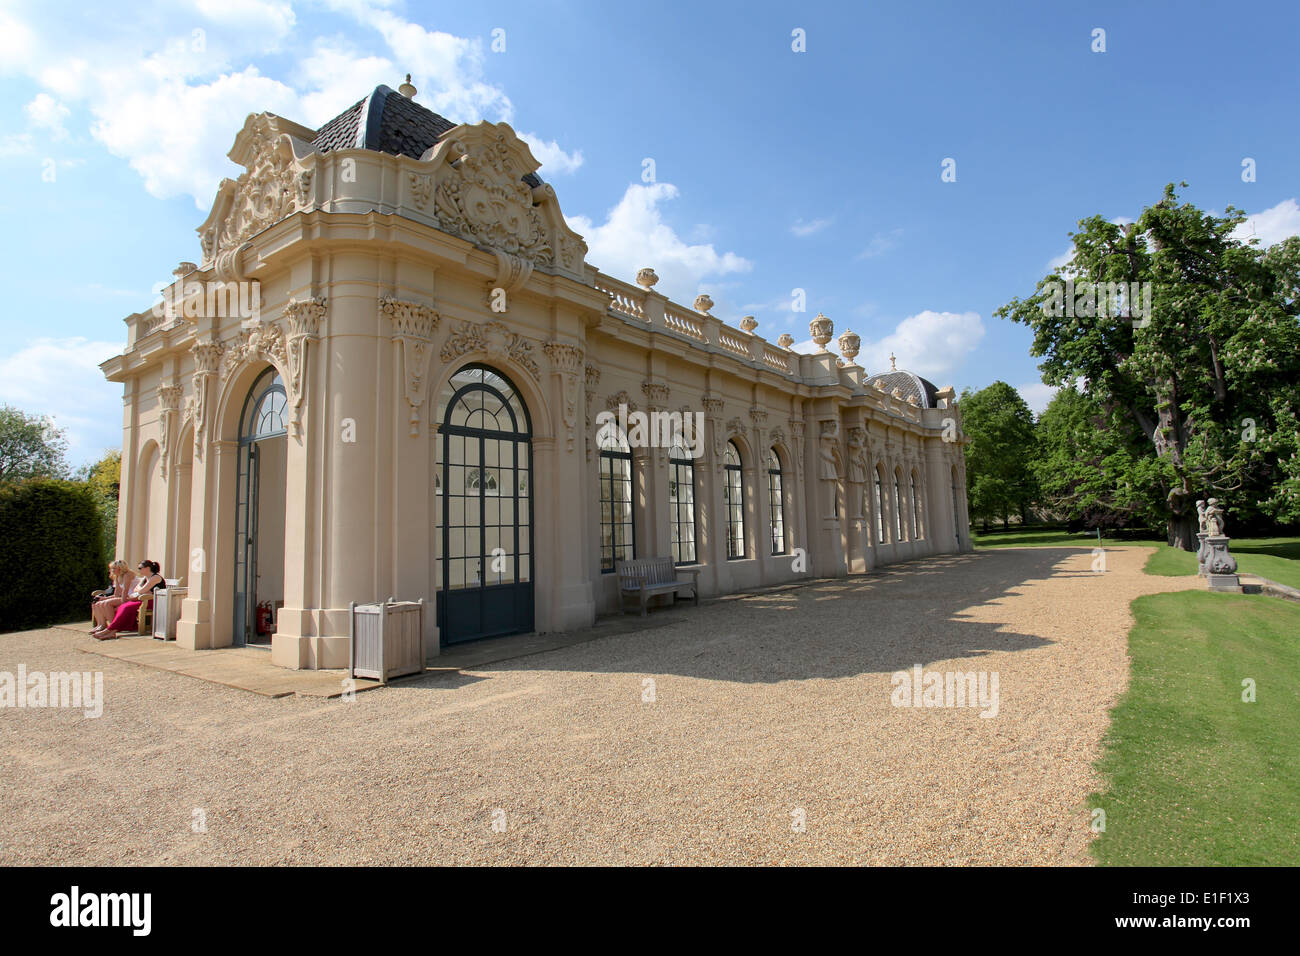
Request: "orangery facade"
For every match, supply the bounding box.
[100,82,972,670]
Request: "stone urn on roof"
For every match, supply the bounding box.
[809,313,833,352]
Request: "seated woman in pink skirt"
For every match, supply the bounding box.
[90,560,136,636]
[95,560,164,641]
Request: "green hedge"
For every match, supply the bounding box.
[0,479,108,632]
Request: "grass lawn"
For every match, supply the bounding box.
[971,528,1165,549]
[1088,591,1300,865]
[1142,535,1300,590]
[972,528,1300,590]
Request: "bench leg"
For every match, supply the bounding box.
[640,592,648,617]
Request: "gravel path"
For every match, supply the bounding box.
[0,546,1201,865]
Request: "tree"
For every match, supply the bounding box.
[960,381,1038,530]
[996,184,1300,549]
[1033,386,1156,531]
[0,405,68,483]
[76,450,121,559]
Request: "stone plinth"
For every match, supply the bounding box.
[1204,535,1240,592]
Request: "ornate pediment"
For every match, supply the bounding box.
[440,318,539,381]
[197,112,318,267]
[424,122,588,283]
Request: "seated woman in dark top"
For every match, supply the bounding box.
[95,560,165,641]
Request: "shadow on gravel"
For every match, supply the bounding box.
[473,548,1092,685]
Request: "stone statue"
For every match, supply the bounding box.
[1204,498,1225,537]
[1196,499,1208,534]
[846,427,867,483]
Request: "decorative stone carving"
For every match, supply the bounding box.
[157,384,183,479]
[408,172,433,211]
[440,319,539,381]
[636,268,659,290]
[809,313,834,352]
[846,426,868,483]
[606,390,636,413]
[283,296,327,435]
[693,294,714,315]
[838,329,861,365]
[768,425,785,449]
[641,381,670,407]
[739,315,758,334]
[381,296,439,436]
[545,342,585,453]
[190,340,222,460]
[584,364,601,460]
[435,136,554,267]
[819,420,841,480]
[749,406,768,428]
[778,333,794,350]
[788,419,806,481]
[1204,498,1226,537]
[220,321,288,385]
[295,169,312,208]
[197,113,317,265]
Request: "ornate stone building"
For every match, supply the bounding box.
[101,82,972,669]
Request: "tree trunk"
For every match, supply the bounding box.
[1167,513,1197,551]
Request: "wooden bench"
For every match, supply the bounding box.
[616,557,700,616]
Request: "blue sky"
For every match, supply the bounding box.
[1,0,1297,467]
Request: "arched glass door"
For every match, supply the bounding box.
[234,367,287,647]
[437,365,534,644]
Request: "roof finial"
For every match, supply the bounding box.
[398,73,417,98]
[889,352,897,371]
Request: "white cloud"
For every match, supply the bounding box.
[1232,198,1300,247]
[788,309,984,383]
[1015,381,1058,416]
[0,338,124,466]
[194,0,297,40]
[0,3,580,208]
[24,93,70,140]
[567,182,752,303]
[858,310,985,382]
[517,132,583,175]
[791,217,832,237]
[0,132,34,157]
[857,229,902,260]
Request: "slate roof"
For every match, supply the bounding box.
[867,370,940,408]
[310,85,543,187]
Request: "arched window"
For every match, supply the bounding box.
[910,470,923,539]
[767,448,786,555]
[239,368,287,442]
[894,468,906,542]
[668,439,696,566]
[874,466,886,545]
[597,418,635,572]
[723,441,745,559]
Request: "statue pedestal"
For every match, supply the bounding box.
[1195,532,1209,577]
[1204,535,1240,592]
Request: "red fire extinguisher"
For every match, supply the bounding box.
[256,601,274,635]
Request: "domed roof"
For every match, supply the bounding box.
[311,85,544,189]
[867,355,939,408]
